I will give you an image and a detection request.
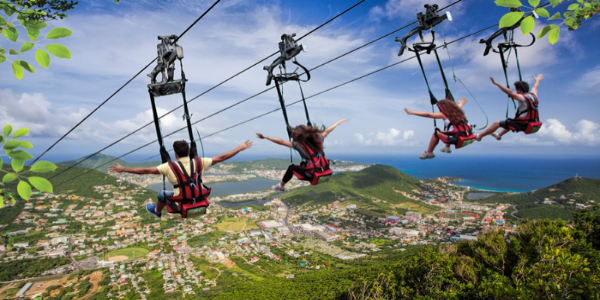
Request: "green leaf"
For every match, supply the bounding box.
[9,196,15,205]
[11,61,23,79]
[549,12,561,20]
[17,181,32,200]
[4,125,12,138]
[2,2,16,17]
[18,141,33,149]
[548,26,560,44]
[537,25,553,38]
[26,21,47,30]
[17,60,35,73]
[12,128,28,139]
[46,28,72,40]
[568,3,580,10]
[528,0,540,7]
[0,55,5,64]
[535,8,550,18]
[584,2,591,8]
[3,140,20,150]
[8,150,33,161]
[550,0,560,7]
[577,0,583,4]
[499,12,524,28]
[30,161,57,173]
[2,173,17,183]
[9,49,19,55]
[0,135,4,143]
[35,49,50,68]
[45,44,71,59]
[0,157,3,167]
[27,28,40,41]
[28,176,53,193]
[3,27,18,42]
[520,16,535,35]
[11,158,24,173]
[495,0,523,7]
[0,196,3,209]
[0,15,6,26]
[20,42,34,53]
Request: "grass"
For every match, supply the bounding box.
[105,247,150,260]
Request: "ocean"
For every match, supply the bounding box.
[333,155,600,192]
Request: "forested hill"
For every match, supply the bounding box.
[57,153,160,173]
[282,164,440,215]
[478,177,600,220]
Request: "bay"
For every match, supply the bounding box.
[147,177,279,197]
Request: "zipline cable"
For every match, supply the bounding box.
[46,0,366,180]
[29,0,223,166]
[52,21,497,188]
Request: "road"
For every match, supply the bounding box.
[68,235,83,271]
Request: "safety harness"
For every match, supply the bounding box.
[436,106,476,149]
[264,33,332,185]
[147,35,210,218]
[510,93,542,134]
[396,4,475,149]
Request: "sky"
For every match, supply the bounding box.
[1,0,599,163]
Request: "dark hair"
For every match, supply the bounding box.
[437,99,468,124]
[514,81,529,93]
[173,140,189,157]
[292,125,324,154]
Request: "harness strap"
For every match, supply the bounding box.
[298,81,312,127]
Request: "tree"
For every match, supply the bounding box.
[0,124,57,204]
[496,0,600,44]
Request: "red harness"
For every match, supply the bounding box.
[165,157,211,218]
[438,105,476,149]
[292,143,332,185]
[513,93,542,134]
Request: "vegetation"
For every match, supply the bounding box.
[205,206,600,299]
[187,231,227,248]
[57,153,160,173]
[282,165,439,214]
[0,257,70,281]
[481,177,600,220]
[0,124,57,203]
[496,0,600,44]
[105,247,150,260]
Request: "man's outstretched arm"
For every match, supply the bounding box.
[108,164,160,175]
[531,74,543,94]
[211,140,253,165]
[490,77,522,101]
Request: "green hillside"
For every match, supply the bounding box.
[282,164,440,215]
[57,153,160,173]
[479,177,600,220]
[218,158,366,173]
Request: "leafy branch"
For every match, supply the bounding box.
[0,124,57,206]
[496,0,600,44]
[0,0,73,79]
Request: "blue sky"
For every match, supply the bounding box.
[1,0,599,163]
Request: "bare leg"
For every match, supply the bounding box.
[427,131,441,153]
[156,201,166,213]
[497,128,509,137]
[477,121,501,140]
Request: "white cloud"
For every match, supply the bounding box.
[534,118,600,145]
[354,128,417,146]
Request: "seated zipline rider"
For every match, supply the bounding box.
[405,98,474,159]
[109,140,252,218]
[256,118,346,191]
[476,74,543,141]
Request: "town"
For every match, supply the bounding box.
[0,163,595,299]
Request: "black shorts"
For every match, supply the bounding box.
[436,131,458,145]
[499,119,528,132]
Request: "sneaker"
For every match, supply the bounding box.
[491,133,501,141]
[440,147,452,153]
[272,184,285,192]
[475,134,482,142]
[146,204,162,218]
[419,152,435,159]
